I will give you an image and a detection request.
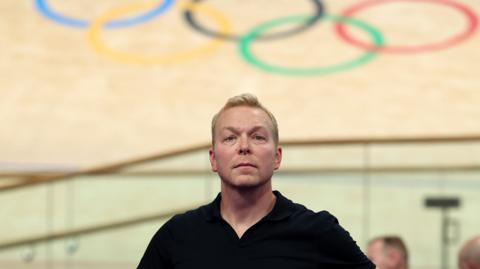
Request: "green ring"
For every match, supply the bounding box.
[239,14,385,76]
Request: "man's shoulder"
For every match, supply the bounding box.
[148,202,214,246]
[281,193,335,221]
[166,203,210,227]
[291,207,338,229]
[280,194,339,233]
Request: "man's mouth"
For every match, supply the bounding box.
[234,163,257,168]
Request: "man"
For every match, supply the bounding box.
[137,93,374,269]
[458,235,480,269]
[367,236,408,269]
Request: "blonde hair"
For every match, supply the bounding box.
[211,93,279,145]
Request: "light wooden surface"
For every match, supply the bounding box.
[0,0,479,166]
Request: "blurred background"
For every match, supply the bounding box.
[1,0,479,268]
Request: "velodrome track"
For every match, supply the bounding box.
[0,0,479,166]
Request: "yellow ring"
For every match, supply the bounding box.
[86,1,232,64]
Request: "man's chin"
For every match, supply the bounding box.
[222,177,269,191]
[234,183,262,191]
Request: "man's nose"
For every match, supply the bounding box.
[238,136,251,155]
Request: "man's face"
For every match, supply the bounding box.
[367,240,389,269]
[209,106,282,190]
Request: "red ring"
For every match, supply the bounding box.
[335,0,478,53]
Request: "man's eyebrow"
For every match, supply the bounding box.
[221,126,267,133]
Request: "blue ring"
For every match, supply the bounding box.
[34,0,174,28]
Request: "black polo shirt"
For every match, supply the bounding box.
[137,191,374,269]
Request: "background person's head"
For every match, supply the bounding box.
[458,235,480,269]
[367,236,409,269]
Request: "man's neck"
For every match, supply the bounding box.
[220,183,276,238]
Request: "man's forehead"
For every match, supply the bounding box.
[214,106,275,137]
[220,125,268,132]
[216,116,273,132]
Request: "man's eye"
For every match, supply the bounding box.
[253,135,266,140]
[224,136,236,142]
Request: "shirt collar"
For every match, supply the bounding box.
[205,192,222,221]
[204,190,295,222]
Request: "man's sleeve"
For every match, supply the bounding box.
[316,211,375,269]
[137,222,174,269]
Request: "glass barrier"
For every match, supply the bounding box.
[1,141,479,269]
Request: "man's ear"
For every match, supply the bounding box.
[209,147,218,172]
[274,146,282,170]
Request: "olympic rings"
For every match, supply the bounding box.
[335,0,479,53]
[86,1,232,64]
[183,0,325,41]
[34,0,173,28]
[34,0,478,74]
[239,14,384,76]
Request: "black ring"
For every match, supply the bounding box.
[183,0,325,41]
